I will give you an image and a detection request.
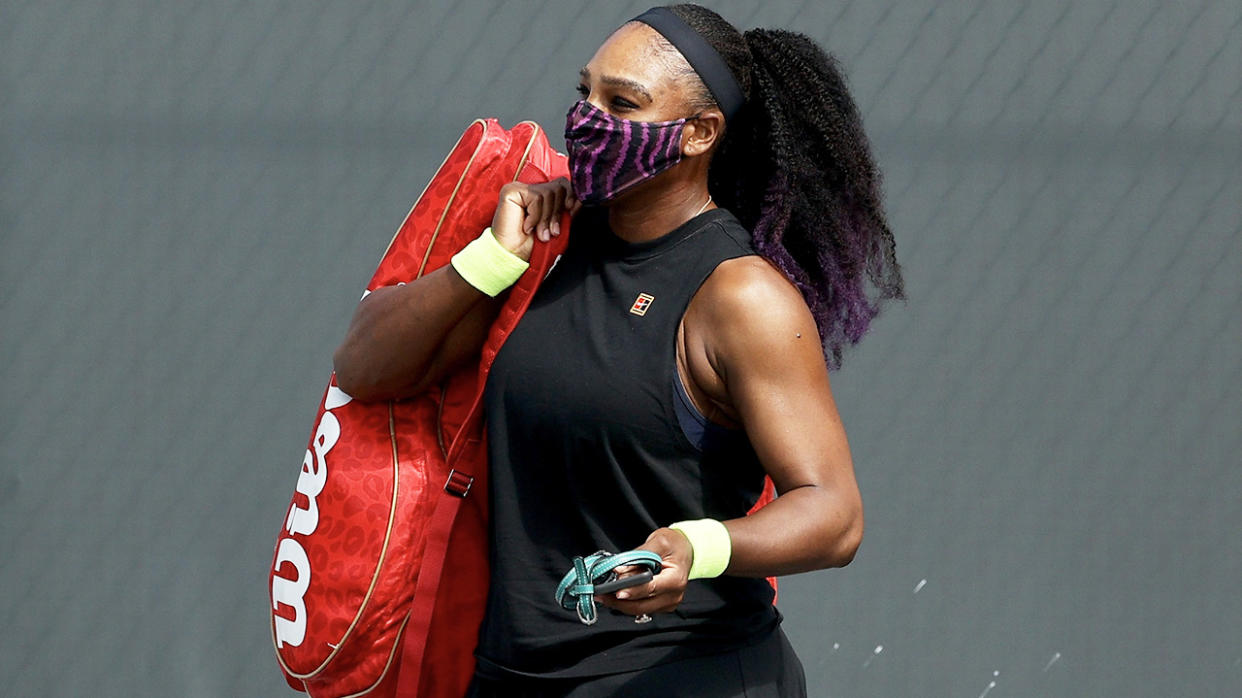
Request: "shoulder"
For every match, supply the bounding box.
[699,255,811,330]
[687,254,821,374]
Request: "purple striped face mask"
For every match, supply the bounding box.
[563,100,692,205]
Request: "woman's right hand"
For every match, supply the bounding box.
[491,177,580,261]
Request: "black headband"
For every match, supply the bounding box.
[632,7,746,121]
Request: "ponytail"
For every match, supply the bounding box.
[665,5,904,368]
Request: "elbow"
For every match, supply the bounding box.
[827,520,863,568]
[332,343,381,402]
[818,503,863,569]
[332,346,363,398]
[333,341,429,403]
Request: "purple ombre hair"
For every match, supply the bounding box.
[656,5,905,367]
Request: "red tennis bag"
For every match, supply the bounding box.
[268,119,572,698]
[269,118,780,698]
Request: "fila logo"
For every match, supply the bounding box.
[630,293,655,316]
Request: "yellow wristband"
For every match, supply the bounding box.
[669,519,732,580]
[450,227,529,297]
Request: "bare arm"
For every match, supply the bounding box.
[706,258,862,575]
[601,257,862,612]
[333,178,578,401]
[332,269,501,401]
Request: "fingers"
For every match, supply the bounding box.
[534,178,576,241]
[558,182,581,239]
[562,175,583,219]
[495,179,577,250]
[545,182,565,239]
[491,183,535,259]
[593,528,695,617]
[612,574,657,601]
[610,563,645,577]
[594,570,682,616]
[522,192,545,239]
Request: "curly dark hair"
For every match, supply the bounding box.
[644,4,905,368]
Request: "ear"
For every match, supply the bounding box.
[682,108,725,158]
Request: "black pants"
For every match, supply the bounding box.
[466,627,808,698]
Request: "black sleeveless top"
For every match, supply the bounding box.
[475,207,780,679]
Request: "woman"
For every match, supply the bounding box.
[334,4,903,696]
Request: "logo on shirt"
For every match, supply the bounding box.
[629,293,655,316]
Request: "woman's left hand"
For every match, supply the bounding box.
[595,528,693,616]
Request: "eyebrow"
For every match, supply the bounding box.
[579,68,653,103]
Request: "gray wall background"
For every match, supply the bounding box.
[2,1,1239,696]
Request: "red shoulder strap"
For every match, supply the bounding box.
[392,121,570,698]
[393,470,474,697]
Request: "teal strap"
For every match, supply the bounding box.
[555,550,663,625]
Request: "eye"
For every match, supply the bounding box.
[575,84,589,97]
[611,96,639,110]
